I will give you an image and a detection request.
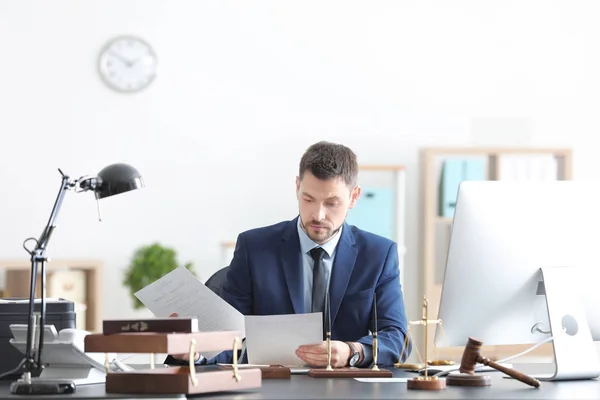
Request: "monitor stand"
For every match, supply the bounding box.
[532,266,600,381]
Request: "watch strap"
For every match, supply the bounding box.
[346,341,360,365]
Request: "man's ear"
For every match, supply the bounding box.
[295,176,300,197]
[349,185,361,209]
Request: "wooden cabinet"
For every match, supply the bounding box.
[348,165,406,288]
[420,147,572,362]
[0,259,103,332]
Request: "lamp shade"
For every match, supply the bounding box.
[95,163,144,199]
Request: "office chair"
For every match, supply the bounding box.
[205,266,229,297]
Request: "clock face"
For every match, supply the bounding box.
[98,35,157,93]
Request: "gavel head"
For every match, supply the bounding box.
[459,337,484,375]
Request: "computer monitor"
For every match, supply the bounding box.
[435,180,600,381]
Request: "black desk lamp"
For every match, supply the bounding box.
[8,163,144,395]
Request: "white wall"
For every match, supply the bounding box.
[1,0,599,324]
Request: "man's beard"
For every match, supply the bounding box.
[300,218,341,244]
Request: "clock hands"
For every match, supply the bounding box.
[108,50,134,67]
[129,55,154,67]
[109,50,153,69]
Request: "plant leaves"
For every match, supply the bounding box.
[123,243,195,309]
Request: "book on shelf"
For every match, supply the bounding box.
[498,155,558,181]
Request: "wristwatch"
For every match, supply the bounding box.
[346,342,361,367]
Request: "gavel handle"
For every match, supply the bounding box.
[477,357,540,388]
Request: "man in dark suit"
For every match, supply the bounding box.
[169,141,409,367]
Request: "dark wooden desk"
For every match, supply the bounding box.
[0,365,598,399]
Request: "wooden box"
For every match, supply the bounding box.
[84,330,262,395]
[106,367,262,395]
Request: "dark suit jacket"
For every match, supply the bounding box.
[201,216,409,367]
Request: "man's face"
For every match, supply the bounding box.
[296,171,361,244]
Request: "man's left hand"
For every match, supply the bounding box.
[295,341,351,368]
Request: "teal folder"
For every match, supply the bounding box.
[346,186,394,239]
[439,158,486,218]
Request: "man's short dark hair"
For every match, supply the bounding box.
[299,141,358,188]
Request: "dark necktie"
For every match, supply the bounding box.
[310,247,327,314]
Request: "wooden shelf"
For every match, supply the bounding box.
[420,147,572,362]
[422,147,573,155]
[359,165,406,171]
[0,259,103,332]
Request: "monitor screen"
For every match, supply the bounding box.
[435,181,600,380]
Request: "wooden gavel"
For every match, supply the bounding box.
[460,337,540,388]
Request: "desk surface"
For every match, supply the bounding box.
[0,365,598,399]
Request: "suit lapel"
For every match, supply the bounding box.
[279,218,304,314]
[329,223,357,326]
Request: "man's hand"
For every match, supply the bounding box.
[296,341,357,368]
[168,313,199,362]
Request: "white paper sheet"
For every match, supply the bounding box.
[134,266,246,359]
[354,377,408,383]
[244,313,323,366]
[0,298,63,303]
[217,364,310,374]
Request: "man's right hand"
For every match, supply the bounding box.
[168,312,200,362]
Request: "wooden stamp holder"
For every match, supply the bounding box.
[84,330,262,395]
[305,334,393,378]
[308,367,392,378]
[219,364,291,379]
[308,292,392,378]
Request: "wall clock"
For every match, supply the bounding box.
[98,35,158,93]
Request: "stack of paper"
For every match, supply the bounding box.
[134,266,323,365]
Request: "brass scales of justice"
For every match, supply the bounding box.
[404,296,449,390]
[394,296,455,372]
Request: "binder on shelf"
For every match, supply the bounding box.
[346,186,394,239]
[438,158,486,218]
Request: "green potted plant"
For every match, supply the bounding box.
[123,242,194,310]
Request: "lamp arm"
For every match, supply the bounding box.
[24,170,75,374]
[9,163,142,394]
[35,171,76,252]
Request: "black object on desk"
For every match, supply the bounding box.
[0,299,75,380]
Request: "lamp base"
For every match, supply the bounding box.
[10,379,76,395]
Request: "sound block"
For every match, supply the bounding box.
[308,367,392,378]
[407,377,446,390]
[446,373,492,387]
[394,362,425,370]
